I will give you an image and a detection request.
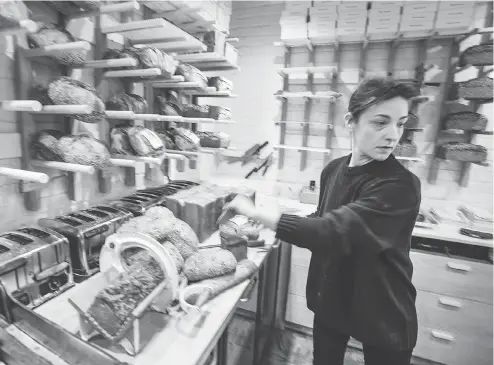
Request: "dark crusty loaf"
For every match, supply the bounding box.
[87,255,164,336]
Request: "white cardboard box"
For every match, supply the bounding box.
[399,20,435,32]
[311,3,338,12]
[435,15,472,30]
[309,7,338,20]
[308,21,337,31]
[338,2,368,12]
[285,1,311,12]
[368,6,402,18]
[401,12,436,23]
[403,2,438,14]
[371,1,403,9]
[338,9,368,21]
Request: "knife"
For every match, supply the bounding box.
[241,141,269,166]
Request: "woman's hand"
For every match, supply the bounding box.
[222,195,282,231]
[223,195,258,220]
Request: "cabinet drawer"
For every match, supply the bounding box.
[411,251,493,304]
[414,290,493,365]
[416,290,493,344]
[414,324,493,365]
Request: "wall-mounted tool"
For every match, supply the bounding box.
[245,152,274,179]
[225,141,269,165]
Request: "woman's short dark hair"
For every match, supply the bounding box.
[348,78,420,121]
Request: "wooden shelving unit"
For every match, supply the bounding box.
[427,12,493,186]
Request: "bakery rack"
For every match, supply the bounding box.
[427,6,493,187]
[273,2,482,172]
[86,4,240,182]
[10,1,160,211]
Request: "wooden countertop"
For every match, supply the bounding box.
[412,223,492,248]
[255,193,493,248]
[7,229,277,365]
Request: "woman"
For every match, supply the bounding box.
[222,78,421,365]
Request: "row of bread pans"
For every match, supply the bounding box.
[108,180,199,216]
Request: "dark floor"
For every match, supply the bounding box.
[226,314,366,365]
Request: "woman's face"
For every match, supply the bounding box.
[349,96,409,161]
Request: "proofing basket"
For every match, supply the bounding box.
[184,104,209,118]
[208,77,233,91]
[208,106,232,120]
[445,111,488,132]
[196,131,231,149]
[459,44,493,67]
[176,64,208,89]
[394,140,417,157]
[449,77,493,101]
[405,113,419,129]
[437,143,487,163]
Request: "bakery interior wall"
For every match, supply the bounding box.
[0,2,165,233]
[0,1,492,233]
[214,0,493,219]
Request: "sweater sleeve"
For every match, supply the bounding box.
[276,178,420,254]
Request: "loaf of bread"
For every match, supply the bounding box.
[183,248,237,282]
[87,255,164,336]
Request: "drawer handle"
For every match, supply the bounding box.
[447,262,472,272]
[431,330,455,342]
[438,297,463,309]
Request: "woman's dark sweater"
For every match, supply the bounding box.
[276,154,421,351]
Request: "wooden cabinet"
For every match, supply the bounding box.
[411,251,493,365]
[411,251,493,304]
[282,235,493,365]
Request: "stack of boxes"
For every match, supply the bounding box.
[367,2,402,40]
[435,2,475,34]
[399,1,438,36]
[308,1,338,40]
[279,1,310,41]
[336,2,368,42]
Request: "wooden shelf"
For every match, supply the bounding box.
[105,111,135,120]
[81,58,139,69]
[109,159,137,168]
[146,2,227,33]
[395,156,425,163]
[31,160,95,174]
[155,116,236,125]
[104,70,184,80]
[164,149,199,157]
[442,129,493,136]
[278,66,336,78]
[110,154,166,166]
[0,100,42,112]
[0,167,49,184]
[274,145,331,154]
[275,121,333,129]
[23,41,91,59]
[0,19,39,35]
[188,91,237,98]
[173,52,239,71]
[68,1,140,19]
[276,92,342,101]
[277,28,494,48]
[151,82,216,94]
[101,18,206,52]
[134,114,161,121]
[32,105,92,115]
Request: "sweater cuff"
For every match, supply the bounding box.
[275,214,303,244]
